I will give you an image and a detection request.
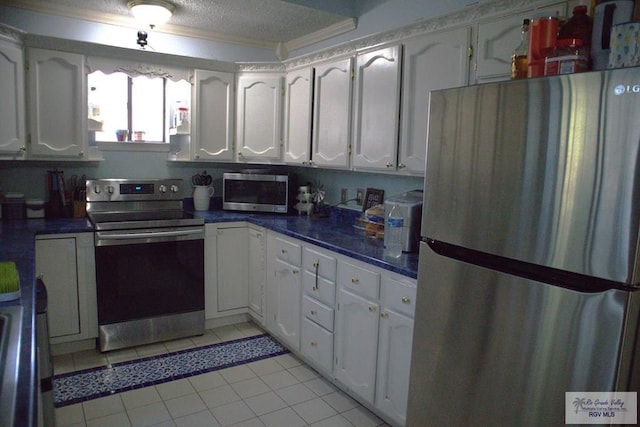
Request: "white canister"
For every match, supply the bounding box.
[193,186,214,211]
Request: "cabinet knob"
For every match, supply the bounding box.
[398,163,406,169]
[369,306,377,312]
[313,261,319,268]
[19,146,26,153]
[381,312,389,318]
[310,341,317,347]
[386,162,393,168]
[401,296,411,304]
[310,310,317,316]
[281,249,287,254]
[293,269,299,275]
[351,277,359,284]
[78,151,85,157]
[312,286,318,291]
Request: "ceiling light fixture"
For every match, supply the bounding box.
[127,0,175,29]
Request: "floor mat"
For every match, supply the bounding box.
[53,334,289,407]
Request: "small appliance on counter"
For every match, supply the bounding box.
[1,193,26,220]
[383,190,423,253]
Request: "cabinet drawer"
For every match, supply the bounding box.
[338,260,380,300]
[381,276,416,318]
[303,270,336,307]
[301,317,334,374]
[302,295,334,331]
[274,237,302,266]
[303,247,337,281]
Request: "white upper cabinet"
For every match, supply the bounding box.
[192,69,235,161]
[398,26,471,175]
[236,73,283,162]
[283,67,313,165]
[28,48,87,159]
[474,3,567,83]
[312,57,353,169]
[0,37,26,158]
[351,44,402,172]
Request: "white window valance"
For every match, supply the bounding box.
[85,56,193,82]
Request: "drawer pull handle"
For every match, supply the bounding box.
[311,341,317,347]
[310,310,317,315]
[402,297,411,304]
[351,277,359,284]
[381,312,389,319]
[369,306,376,312]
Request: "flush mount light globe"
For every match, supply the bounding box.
[127,0,175,29]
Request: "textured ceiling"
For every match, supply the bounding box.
[4,0,360,50]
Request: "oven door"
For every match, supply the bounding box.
[94,226,204,326]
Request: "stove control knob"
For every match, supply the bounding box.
[158,185,167,193]
[94,185,101,194]
[107,185,115,194]
[170,185,179,193]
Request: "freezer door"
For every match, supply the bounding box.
[423,67,640,284]
[407,242,639,427]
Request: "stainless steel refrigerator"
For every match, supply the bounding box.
[408,66,640,426]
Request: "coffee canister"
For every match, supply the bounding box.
[591,0,635,70]
[2,193,26,220]
[608,21,640,67]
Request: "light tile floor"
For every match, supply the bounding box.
[53,322,390,427]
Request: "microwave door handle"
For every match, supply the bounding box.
[98,229,203,241]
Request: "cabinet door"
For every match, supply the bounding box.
[352,44,402,171]
[35,238,80,338]
[335,288,379,404]
[399,27,471,175]
[236,73,283,162]
[28,48,86,159]
[217,227,249,312]
[312,58,353,168]
[375,308,414,427]
[192,69,235,161]
[283,68,313,165]
[475,5,565,83]
[0,38,26,157]
[248,227,265,320]
[269,257,302,350]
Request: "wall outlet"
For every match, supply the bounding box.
[356,188,364,205]
[341,188,348,204]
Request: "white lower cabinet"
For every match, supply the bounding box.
[264,230,416,426]
[335,288,380,404]
[205,223,265,323]
[35,233,97,344]
[375,276,417,427]
[248,226,266,324]
[266,233,302,351]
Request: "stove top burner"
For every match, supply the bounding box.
[86,178,204,231]
[88,210,204,231]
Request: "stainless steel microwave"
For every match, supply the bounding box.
[222,172,289,213]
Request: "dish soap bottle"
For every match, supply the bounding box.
[385,204,404,258]
[511,18,530,79]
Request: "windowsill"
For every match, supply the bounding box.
[96,142,171,152]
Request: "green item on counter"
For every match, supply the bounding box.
[0,261,20,294]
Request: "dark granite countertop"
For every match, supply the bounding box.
[191,207,419,279]
[0,206,417,426]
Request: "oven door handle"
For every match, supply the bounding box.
[97,228,204,241]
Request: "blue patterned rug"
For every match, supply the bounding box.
[53,334,289,407]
